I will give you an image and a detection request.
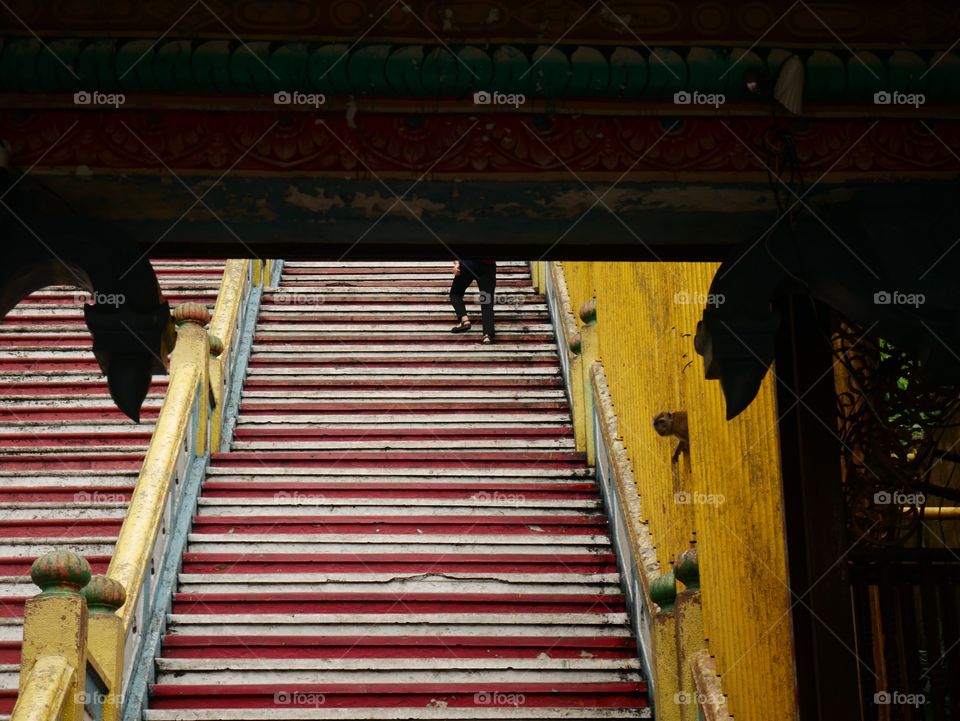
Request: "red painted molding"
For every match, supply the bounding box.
[2,111,958,179]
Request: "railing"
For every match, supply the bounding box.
[850,549,960,721]
[541,260,794,721]
[10,259,269,721]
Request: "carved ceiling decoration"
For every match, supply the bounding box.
[1,112,957,178]
[0,1,957,45]
[1,39,957,106]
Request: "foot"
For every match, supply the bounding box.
[481,334,493,344]
[451,318,472,333]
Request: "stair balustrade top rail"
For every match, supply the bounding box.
[10,259,265,721]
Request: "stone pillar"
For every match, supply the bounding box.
[568,332,586,452]
[578,299,598,466]
[172,302,212,456]
[19,550,92,721]
[83,575,127,721]
[674,547,704,721]
[649,567,680,721]
[207,334,225,453]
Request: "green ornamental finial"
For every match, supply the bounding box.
[674,547,700,590]
[569,332,582,355]
[649,568,677,612]
[30,550,92,595]
[579,299,597,325]
[208,335,225,357]
[82,575,127,614]
[172,302,211,327]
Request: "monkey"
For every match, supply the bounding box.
[653,411,689,463]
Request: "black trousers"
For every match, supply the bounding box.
[450,261,496,336]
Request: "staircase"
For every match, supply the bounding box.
[0,262,224,717]
[146,262,649,719]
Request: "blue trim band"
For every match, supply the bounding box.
[120,452,208,721]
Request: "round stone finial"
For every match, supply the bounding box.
[82,574,127,614]
[172,302,211,327]
[649,568,677,612]
[30,550,92,595]
[579,299,597,325]
[569,332,582,355]
[674,547,700,590]
[208,335,225,357]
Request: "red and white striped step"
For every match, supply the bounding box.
[0,261,224,717]
[146,261,650,720]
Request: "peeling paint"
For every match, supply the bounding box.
[284,186,345,213]
[350,192,445,218]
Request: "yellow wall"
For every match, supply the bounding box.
[562,261,797,721]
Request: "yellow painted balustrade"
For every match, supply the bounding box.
[107,301,212,641]
[12,260,268,721]
[208,260,253,451]
[555,261,796,721]
[12,657,74,721]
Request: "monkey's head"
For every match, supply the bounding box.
[652,412,674,437]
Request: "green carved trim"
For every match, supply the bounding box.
[649,568,677,612]
[674,547,700,590]
[1,39,957,103]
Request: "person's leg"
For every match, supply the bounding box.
[477,267,496,338]
[449,272,472,328]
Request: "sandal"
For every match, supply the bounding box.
[481,334,493,344]
[451,319,472,333]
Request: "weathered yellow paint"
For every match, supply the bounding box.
[580,322,598,466]
[548,263,586,452]
[691,649,733,721]
[208,260,251,452]
[570,351,586,452]
[85,612,122,721]
[560,261,796,721]
[675,589,705,721]
[10,656,75,721]
[652,609,681,721]
[530,260,548,294]
[18,593,86,721]
[107,318,207,634]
